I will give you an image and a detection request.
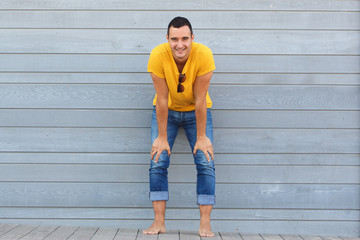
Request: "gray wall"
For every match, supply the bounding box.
[0,0,359,236]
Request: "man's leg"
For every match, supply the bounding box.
[199,205,214,237]
[144,108,180,235]
[196,157,215,237]
[144,152,170,235]
[143,200,166,234]
[183,109,216,237]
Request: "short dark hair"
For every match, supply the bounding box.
[167,16,193,36]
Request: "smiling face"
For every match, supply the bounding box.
[167,26,194,64]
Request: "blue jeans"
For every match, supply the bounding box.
[149,106,215,205]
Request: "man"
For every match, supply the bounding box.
[143,16,216,237]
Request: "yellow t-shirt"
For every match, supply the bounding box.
[148,42,216,111]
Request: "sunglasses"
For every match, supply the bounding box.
[177,73,186,93]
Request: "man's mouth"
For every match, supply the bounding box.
[176,48,185,54]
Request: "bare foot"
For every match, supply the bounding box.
[199,219,214,237]
[142,221,166,235]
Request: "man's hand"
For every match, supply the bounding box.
[193,136,214,162]
[151,137,171,163]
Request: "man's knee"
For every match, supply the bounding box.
[194,150,214,165]
[150,151,170,170]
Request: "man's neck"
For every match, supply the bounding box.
[174,57,188,73]
[176,62,185,73]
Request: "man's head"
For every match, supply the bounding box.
[167,16,193,36]
[166,17,194,64]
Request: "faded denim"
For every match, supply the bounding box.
[149,106,215,205]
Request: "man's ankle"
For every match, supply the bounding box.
[200,216,211,222]
[154,217,165,223]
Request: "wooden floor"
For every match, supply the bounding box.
[0,224,359,240]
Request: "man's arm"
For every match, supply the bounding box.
[193,71,214,161]
[150,73,171,163]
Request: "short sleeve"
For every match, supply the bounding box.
[196,46,216,77]
[147,49,165,79]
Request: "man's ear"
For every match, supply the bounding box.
[166,34,169,41]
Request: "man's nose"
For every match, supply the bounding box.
[177,40,184,48]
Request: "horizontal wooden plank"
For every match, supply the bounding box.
[340,237,360,240]
[1,29,359,55]
[243,234,269,240]
[0,84,155,109]
[0,164,358,184]
[0,224,39,239]
[114,229,139,240]
[214,55,360,74]
[209,73,360,85]
[1,109,358,128]
[137,231,159,240]
[0,109,154,127]
[157,230,181,240]
[316,237,342,240]
[211,85,360,110]
[19,225,58,240]
[0,219,358,237]
[42,225,78,240]
[0,85,359,110]
[0,11,359,30]
[0,128,358,154]
[280,235,303,240]
[0,183,357,209]
[205,129,359,154]
[0,208,358,221]
[220,232,243,240]
[90,228,118,240]
[66,226,98,240]
[0,153,358,166]
[0,224,18,236]
[261,235,284,240]
[299,236,323,240]
[0,127,356,155]
[0,73,359,85]
[0,55,359,73]
[0,72,151,84]
[211,110,360,128]
[0,0,358,11]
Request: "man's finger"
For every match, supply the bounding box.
[209,150,214,161]
[150,146,156,159]
[208,148,214,160]
[197,148,210,162]
[205,150,210,162]
[155,151,160,163]
[151,151,154,160]
[193,147,197,156]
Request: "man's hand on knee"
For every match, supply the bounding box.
[151,137,171,163]
[193,136,214,162]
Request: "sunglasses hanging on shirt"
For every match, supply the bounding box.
[177,73,186,93]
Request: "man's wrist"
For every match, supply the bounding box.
[197,134,207,140]
[157,134,168,140]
